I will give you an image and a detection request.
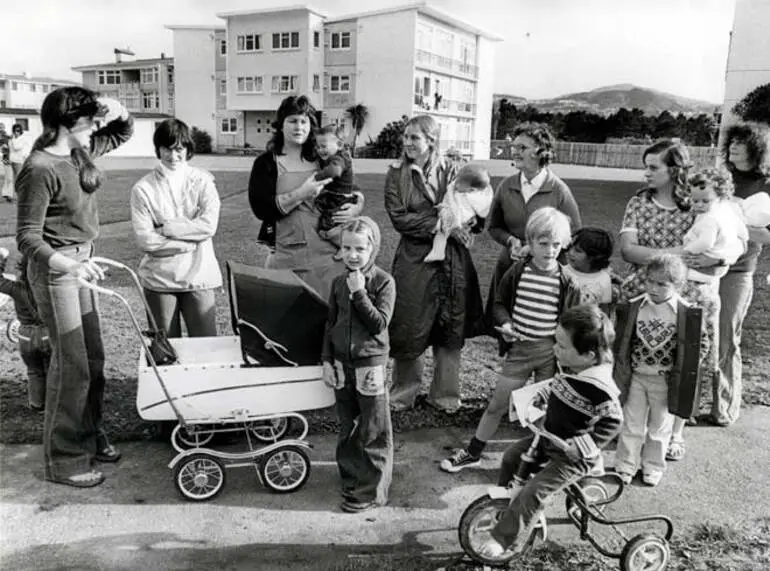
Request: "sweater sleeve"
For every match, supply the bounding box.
[162,172,221,242]
[486,178,514,246]
[248,152,283,223]
[130,182,194,256]
[350,274,396,335]
[321,282,339,364]
[15,161,57,264]
[493,266,516,326]
[384,166,439,240]
[90,115,134,159]
[590,400,623,450]
[557,180,582,231]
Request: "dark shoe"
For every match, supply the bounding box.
[341,490,356,501]
[685,416,699,427]
[341,499,378,513]
[51,470,105,488]
[705,415,731,427]
[94,445,122,463]
[29,404,44,413]
[439,448,481,473]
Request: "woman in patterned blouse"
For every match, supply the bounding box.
[618,139,721,462]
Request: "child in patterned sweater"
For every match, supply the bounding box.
[613,254,702,487]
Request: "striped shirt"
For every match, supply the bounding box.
[511,264,561,340]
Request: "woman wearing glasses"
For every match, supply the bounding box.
[485,123,581,337]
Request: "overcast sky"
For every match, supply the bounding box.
[1,0,736,103]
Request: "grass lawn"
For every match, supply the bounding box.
[1,171,768,446]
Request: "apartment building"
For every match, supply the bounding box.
[720,0,770,134]
[170,2,499,158]
[0,73,79,134]
[73,52,175,116]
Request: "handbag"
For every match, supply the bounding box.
[144,328,178,366]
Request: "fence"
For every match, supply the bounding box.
[490,141,719,170]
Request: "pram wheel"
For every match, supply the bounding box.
[250,417,290,442]
[565,478,610,519]
[620,533,670,571]
[171,423,215,452]
[259,445,311,493]
[173,453,226,501]
[458,494,542,566]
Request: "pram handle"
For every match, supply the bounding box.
[77,276,119,298]
[91,256,133,272]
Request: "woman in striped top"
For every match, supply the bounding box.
[441,208,582,473]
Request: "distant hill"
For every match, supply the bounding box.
[494,84,719,116]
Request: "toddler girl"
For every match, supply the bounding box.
[563,227,616,315]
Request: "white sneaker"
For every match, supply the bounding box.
[478,538,508,558]
[642,471,663,487]
[439,449,480,473]
[614,469,634,485]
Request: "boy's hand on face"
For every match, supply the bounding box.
[347,270,365,293]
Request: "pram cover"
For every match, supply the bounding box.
[226,261,329,367]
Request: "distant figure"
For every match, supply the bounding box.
[0,124,12,202]
[9,124,33,179]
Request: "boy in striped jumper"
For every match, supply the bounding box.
[441,207,582,473]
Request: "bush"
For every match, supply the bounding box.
[191,127,213,154]
[362,116,409,158]
[733,83,770,125]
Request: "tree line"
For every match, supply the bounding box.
[493,100,720,146]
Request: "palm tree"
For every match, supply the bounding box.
[345,103,369,158]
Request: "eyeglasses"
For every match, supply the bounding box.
[510,144,532,152]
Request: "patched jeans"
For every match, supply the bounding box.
[28,245,109,481]
[335,363,394,506]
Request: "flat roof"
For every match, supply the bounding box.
[165,25,225,31]
[327,2,502,41]
[216,4,326,19]
[0,73,78,84]
[0,107,39,116]
[72,57,174,72]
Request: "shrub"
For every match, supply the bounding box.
[362,116,408,158]
[733,83,770,125]
[191,127,213,154]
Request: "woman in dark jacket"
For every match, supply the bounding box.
[386,115,484,413]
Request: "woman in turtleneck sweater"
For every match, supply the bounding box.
[712,122,770,426]
[130,118,222,338]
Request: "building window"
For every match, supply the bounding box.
[236,76,263,93]
[314,31,320,48]
[313,74,320,92]
[0,80,5,88]
[30,84,37,93]
[219,39,227,55]
[236,34,261,52]
[11,82,18,91]
[141,68,159,84]
[221,118,238,133]
[42,84,49,93]
[329,75,350,93]
[98,71,121,85]
[142,91,160,110]
[219,79,227,95]
[271,75,298,93]
[330,31,351,50]
[272,31,299,50]
[14,118,29,131]
[168,67,174,84]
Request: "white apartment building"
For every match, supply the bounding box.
[0,73,79,135]
[720,0,770,134]
[170,2,499,159]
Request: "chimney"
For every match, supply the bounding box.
[160,52,166,60]
[114,47,136,63]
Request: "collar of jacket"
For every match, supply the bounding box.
[563,363,620,398]
[504,167,555,194]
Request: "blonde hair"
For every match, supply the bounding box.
[403,115,440,167]
[525,207,572,245]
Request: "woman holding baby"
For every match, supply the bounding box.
[386,115,485,413]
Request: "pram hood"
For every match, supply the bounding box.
[227,261,329,366]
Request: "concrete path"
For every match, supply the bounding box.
[1,407,768,570]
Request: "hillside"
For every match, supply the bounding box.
[494,84,719,116]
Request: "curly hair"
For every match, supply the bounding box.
[720,121,770,176]
[641,139,692,211]
[688,167,734,199]
[570,227,614,271]
[511,122,556,166]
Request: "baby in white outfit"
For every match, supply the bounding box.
[425,164,493,262]
[681,168,748,285]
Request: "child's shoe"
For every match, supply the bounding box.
[440,448,480,473]
[478,538,509,558]
[613,468,634,485]
[642,471,663,487]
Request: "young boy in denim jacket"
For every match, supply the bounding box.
[613,254,702,487]
[0,247,50,411]
[441,207,582,473]
[480,305,623,557]
[322,217,396,513]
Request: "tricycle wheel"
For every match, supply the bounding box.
[458,494,542,566]
[620,534,670,571]
[173,453,226,502]
[259,445,310,493]
[250,417,290,442]
[565,478,610,519]
[171,423,215,452]
[6,318,20,343]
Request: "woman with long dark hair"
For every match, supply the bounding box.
[16,86,133,487]
[248,95,363,300]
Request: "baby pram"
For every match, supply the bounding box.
[80,257,335,501]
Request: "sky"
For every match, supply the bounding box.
[1,0,736,103]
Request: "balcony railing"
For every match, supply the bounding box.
[415,49,478,78]
[413,94,476,115]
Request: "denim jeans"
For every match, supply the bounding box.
[28,245,109,480]
[716,270,754,424]
[18,323,51,409]
[615,372,674,476]
[390,346,462,411]
[335,363,393,506]
[144,288,217,338]
[491,436,591,549]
